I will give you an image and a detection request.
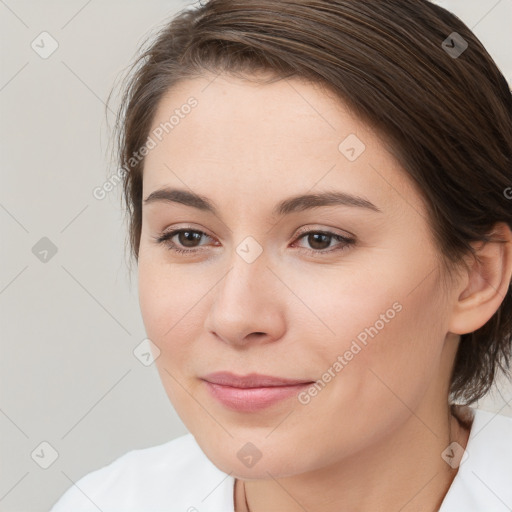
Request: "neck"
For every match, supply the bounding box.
[235,404,472,512]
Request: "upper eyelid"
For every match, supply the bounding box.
[161,226,348,237]
[160,226,215,242]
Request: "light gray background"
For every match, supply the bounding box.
[1,1,511,511]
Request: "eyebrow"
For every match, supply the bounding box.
[143,187,382,216]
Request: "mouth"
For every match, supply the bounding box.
[201,371,314,388]
[200,372,315,412]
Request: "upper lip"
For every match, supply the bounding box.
[201,371,314,388]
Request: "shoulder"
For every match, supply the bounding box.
[440,408,512,512]
[49,433,234,512]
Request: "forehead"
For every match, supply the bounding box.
[142,73,424,218]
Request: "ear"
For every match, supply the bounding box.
[448,222,512,335]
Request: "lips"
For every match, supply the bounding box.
[201,371,314,388]
[200,371,316,412]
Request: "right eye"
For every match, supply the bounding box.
[153,228,215,254]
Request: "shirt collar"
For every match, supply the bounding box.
[439,407,512,511]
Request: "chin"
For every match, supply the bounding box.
[197,433,319,480]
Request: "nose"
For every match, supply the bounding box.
[204,247,286,348]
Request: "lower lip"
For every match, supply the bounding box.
[203,381,313,412]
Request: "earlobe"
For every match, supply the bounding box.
[448,222,512,336]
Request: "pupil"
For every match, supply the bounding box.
[309,233,330,250]
[180,230,201,247]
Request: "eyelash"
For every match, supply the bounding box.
[153,226,355,257]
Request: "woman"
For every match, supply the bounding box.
[50,0,512,510]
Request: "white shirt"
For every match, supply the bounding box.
[49,407,512,511]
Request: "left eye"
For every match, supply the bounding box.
[292,231,354,253]
[153,228,355,256]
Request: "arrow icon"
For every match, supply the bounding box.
[31,441,59,468]
[339,134,365,161]
[236,236,263,263]
[441,441,467,468]
[134,338,161,366]
[31,31,59,59]
[237,442,262,467]
[32,238,58,262]
[442,32,468,59]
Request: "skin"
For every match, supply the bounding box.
[137,72,512,512]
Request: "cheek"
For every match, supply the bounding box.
[292,254,448,405]
[138,243,194,323]
[281,266,449,464]
[342,277,446,417]
[137,260,205,426]
[137,255,219,390]
[137,258,197,352]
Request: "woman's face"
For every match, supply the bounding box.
[138,73,461,478]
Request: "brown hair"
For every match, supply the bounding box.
[108,0,512,406]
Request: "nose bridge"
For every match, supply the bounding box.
[205,235,284,344]
[218,238,271,311]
